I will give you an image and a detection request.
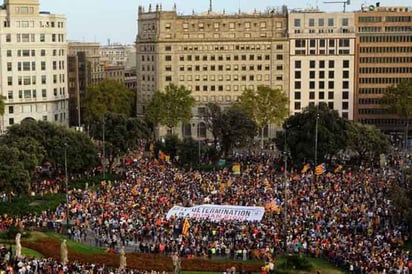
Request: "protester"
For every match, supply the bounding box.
[1,150,410,273]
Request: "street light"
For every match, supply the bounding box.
[102,118,105,179]
[64,143,69,235]
[283,129,288,252]
[314,113,320,166]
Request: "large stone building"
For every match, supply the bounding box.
[0,0,68,132]
[288,10,356,119]
[67,42,101,127]
[136,4,290,140]
[354,5,412,138]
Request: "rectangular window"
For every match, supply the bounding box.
[294,19,301,27]
[310,60,316,68]
[7,76,12,86]
[309,18,315,27]
[8,106,13,114]
[328,18,334,27]
[42,89,46,97]
[318,18,324,26]
[343,60,349,68]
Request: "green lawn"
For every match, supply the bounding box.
[43,232,105,254]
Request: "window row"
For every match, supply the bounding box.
[359,67,412,74]
[295,39,351,48]
[295,60,350,69]
[294,80,350,89]
[294,17,342,28]
[359,119,406,126]
[7,74,65,86]
[12,20,64,28]
[359,77,410,84]
[7,60,65,72]
[358,108,388,115]
[294,101,349,111]
[294,91,348,100]
[359,35,412,43]
[180,44,275,51]
[164,74,275,82]
[4,33,65,43]
[180,21,281,31]
[298,70,350,79]
[177,54,277,62]
[358,88,385,94]
[176,64,274,72]
[360,57,412,63]
[6,48,65,57]
[360,46,412,53]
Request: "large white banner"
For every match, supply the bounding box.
[166,205,265,222]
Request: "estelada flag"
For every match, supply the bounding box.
[232,163,241,174]
[301,163,310,174]
[315,163,326,175]
[334,164,343,173]
[159,150,166,161]
[182,218,190,236]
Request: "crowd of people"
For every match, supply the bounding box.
[1,148,411,273]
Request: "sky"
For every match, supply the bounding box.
[39,0,412,45]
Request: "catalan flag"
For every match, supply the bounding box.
[315,163,327,175]
[182,218,190,237]
[334,164,343,173]
[301,163,310,174]
[232,163,241,174]
[159,150,166,161]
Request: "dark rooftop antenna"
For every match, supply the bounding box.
[209,0,212,12]
[323,0,350,12]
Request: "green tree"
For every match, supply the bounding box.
[145,84,195,135]
[90,112,149,170]
[0,145,31,196]
[1,137,45,178]
[347,122,389,165]
[83,79,135,124]
[204,103,224,148]
[383,79,412,149]
[0,95,5,115]
[4,120,98,174]
[277,103,348,165]
[236,85,288,148]
[144,91,164,137]
[218,106,258,158]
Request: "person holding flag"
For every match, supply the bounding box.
[315,163,326,175]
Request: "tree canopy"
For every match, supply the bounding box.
[83,79,135,124]
[383,79,412,148]
[205,103,258,158]
[277,103,348,165]
[235,86,288,146]
[3,120,98,174]
[90,112,149,169]
[144,84,195,134]
[346,122,389,164]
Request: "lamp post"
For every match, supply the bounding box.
[102,119,105,179]
[283,130,288,253]
[64,143,69,235]
[314,113,320,166]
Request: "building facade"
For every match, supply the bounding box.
[136,4,290,140]
[0,0,68,132]
[288,11,356,119]
[354,5,412,136]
